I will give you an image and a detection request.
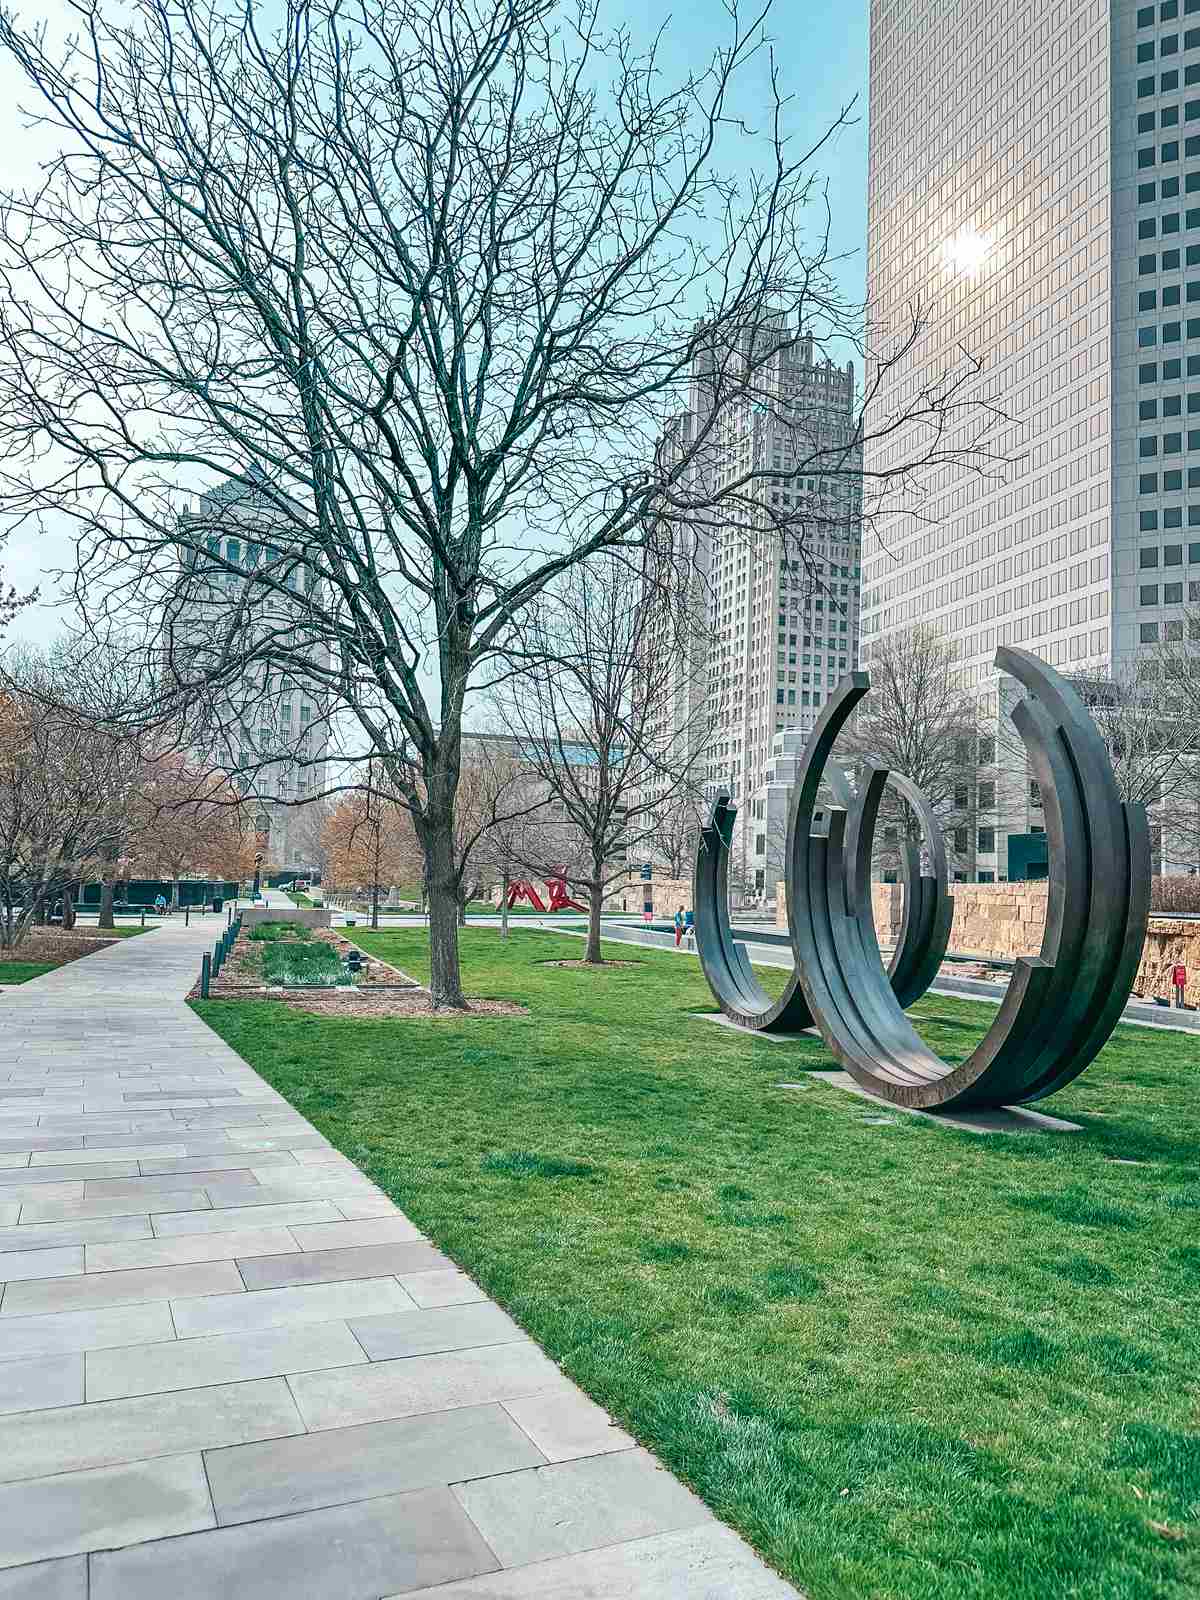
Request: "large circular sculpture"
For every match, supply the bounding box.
[694,647,1151,1110]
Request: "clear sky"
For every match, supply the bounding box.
[0,0,870,641]
[603,0,870,296]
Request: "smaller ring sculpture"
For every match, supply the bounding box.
[693,647,1151,1111]
[693,764,952,1032]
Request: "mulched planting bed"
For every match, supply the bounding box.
[191,924,525,1017]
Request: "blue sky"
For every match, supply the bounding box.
[606,0,870,300]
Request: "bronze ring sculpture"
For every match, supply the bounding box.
[693,647,1151,1110]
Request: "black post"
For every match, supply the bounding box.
[140,907,145,928]
[185,906,190,928]
[213,939,222,977]
[200,952,210,999]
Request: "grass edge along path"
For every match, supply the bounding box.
[194,927,1200,1600]
[0,960,57,985]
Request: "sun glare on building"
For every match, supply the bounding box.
[941,225,992,280]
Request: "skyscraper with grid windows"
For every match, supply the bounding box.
[863,0,1200,879]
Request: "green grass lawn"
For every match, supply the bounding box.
[0,961,58,984]
[286,891,315,907]
[194,928,1200,1600]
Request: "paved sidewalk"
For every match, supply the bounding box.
[0,917,800,1598]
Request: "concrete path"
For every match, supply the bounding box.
[0,916,799,1598]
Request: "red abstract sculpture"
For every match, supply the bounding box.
[545,875,586,913]
[505,875,586,913]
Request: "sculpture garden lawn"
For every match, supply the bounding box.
[196,927,1200,1600]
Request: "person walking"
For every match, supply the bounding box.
[153,892,168,917]
[684,906,695,950]
[674,907,684,947]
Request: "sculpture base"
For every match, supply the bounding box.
[804,1071,1083,1134]
[696,1011,814,1042]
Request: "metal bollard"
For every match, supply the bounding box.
[140,908,145,927]
[213,939,222,977]
[200,952,210,999]
[185,906,190,928]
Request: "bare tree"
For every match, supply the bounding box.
[497,554,712,962]
[0,644,144,948]
[321,779,421,925]
[841,625,982,874]
[0,0,1003,1006]
[1055,632,1200,875]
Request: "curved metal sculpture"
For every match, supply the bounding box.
[694,647,1151,1110]
[694,763,952,1033]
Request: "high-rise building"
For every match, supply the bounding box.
[649,326,862,900]
[862,0,1198,879]
[168,472,332,874]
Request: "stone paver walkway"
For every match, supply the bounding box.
[0,916,800,1598]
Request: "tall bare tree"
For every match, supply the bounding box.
[840,625,982,873]
[0,0,1003,1006]
[497,554,712,962]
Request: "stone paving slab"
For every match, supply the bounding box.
[0,915,802,1599]
[0,1378,302,1483]
[1,1259,245,1318]
[86,1225,301,1273]
[236,1240,450,1290]
[398,1523,803,1599]
[453,1447,713,1569]
[204,1402,546,1526]
[89,1486,499,1599]
[0,1453,214,1570]
[0,1356,83,1417]
[0,1554,87,1599]
[86,1321,368,1402]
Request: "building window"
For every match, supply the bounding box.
[978,781,996,811]
[1166,581,1185,602]
[1142,622,1161,642]
[1141,547,1161,567]
[978,828,995,854]
[1141,584,1161,604]
[979,736,995,765]
[1141,510,1160,530]
[953,828,968,854]
[954,784,969,809]
[1166,543,1185,563]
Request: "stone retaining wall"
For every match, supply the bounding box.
[777,877,1200,1007]
[240,907,332,929]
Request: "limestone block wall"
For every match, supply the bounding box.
[240,907,332,929]
[776,877,1200,1006]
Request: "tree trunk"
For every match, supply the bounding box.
[420,813,467,1010]
[500,871,510,939]
[584,879,604,964]
[457,898,467,927]
[98,873,115,930]
[171,877,181,911]
[62,887,75,930]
